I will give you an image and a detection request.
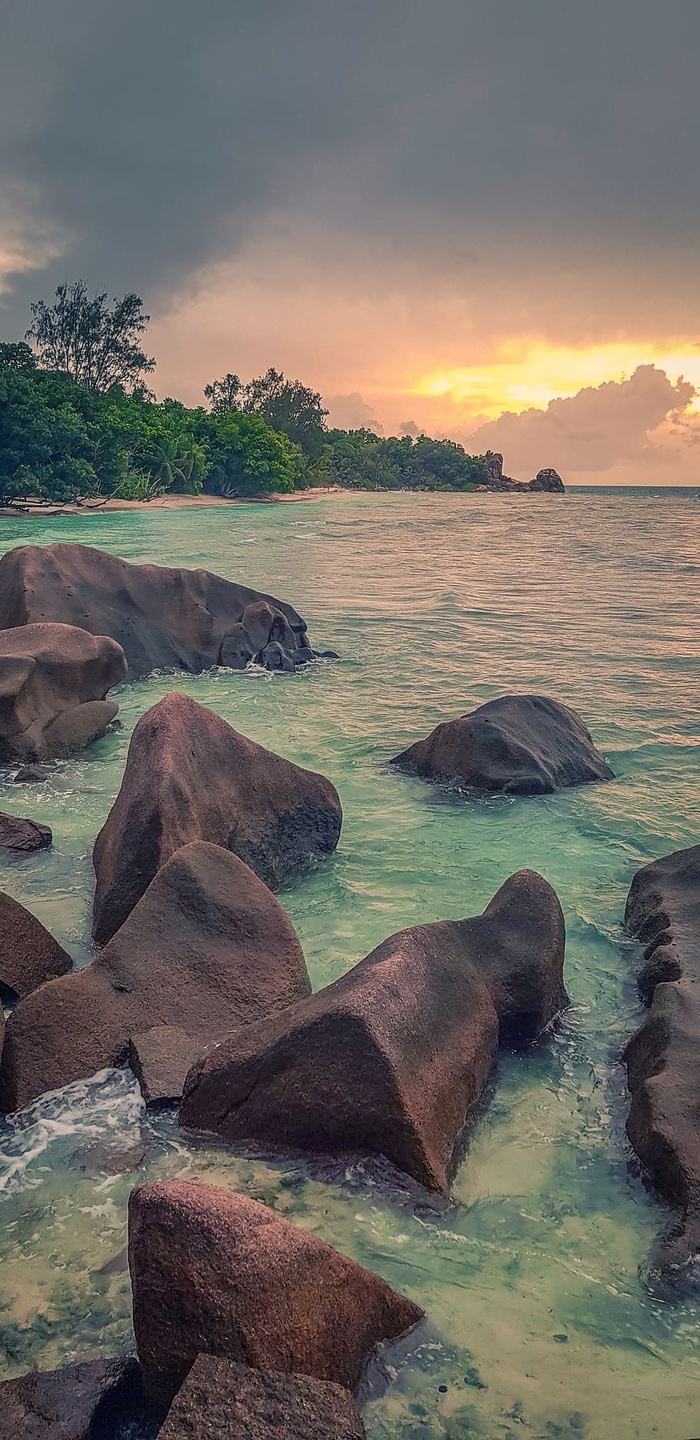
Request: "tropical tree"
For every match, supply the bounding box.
[26,281,155,393]
[203,372,243,415]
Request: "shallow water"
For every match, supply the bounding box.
[0,489,698,1438]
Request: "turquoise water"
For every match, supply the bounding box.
[0,490,698,1438]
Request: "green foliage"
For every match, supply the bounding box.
[312,429,488,491]
[205,366,328,459]
[26,281,155,393]
[198,409,302,495]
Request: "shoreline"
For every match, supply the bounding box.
[0,487,351,519]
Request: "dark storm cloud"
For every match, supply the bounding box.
[1,0,699,328]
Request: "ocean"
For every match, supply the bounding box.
[0,488,698,1439]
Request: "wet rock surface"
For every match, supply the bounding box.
[129,1025,198,1105]
[0,621,126,762]
[182,870,567,1194]
[0,812,52,851]
[0,1356,141,1440]
[624,844,700,1293]
[0,889,72,999]
[158,1355,367,1439]
[92,691,342,945]
[0,841,311,1112]
[0,542,324,679]
[391,694,613,796]
[128,1179,423,1408]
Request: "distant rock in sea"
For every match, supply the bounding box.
[480,452,565,493]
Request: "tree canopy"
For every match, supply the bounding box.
[26,282,156,393]
[0,278,491,506]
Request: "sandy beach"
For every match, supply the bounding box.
[0,487,350,520]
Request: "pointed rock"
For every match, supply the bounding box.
[182,871,566,1194]
[129,1180,422,1407]
[0,890,72,999]
[0,841,311,1113]
[158,1356,367,1440]
[92,691,342,945]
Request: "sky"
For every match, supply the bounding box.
[1,0,699,483]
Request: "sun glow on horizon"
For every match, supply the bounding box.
[414,342,700,420]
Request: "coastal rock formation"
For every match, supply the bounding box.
[182,870,566,1194]
[530,467,565,493]
[0,812,52,851]
[0,622,126,762]
[623,845,700,1293]
[92,691,342,945]
[129,1025,198,1106]
[482,452,565,494]
[0,890,72,999]
[158,1356,367,1440]
[0,841,311,1112]
[391,694,613,796]
[128,1179,422,1406]
[0,1356,141,1440]
[0,541,325,678]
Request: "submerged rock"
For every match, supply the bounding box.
[128,1179,422,1407]
[158,1355,367,1440]
[0,889,72,998]
[0,541,325,679]
[0,621,126,762]
[0,812,52,851]
[0,1356,141,1439]
[624,844,700,1293]
[92,691,342,945]
[182,870,566,1194]
[391,694,613,796]
[0,841,311,1112]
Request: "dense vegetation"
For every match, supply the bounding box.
[0,282,489,504]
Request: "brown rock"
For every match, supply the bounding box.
[624,845,700,1293]
[0,542,321,679]
[391,694,613,796]
[529,467,565,493]
[0,890,72,998]
[158,1356,367,1439]
[0,1356,141,1440]
[0,621,126,762]
[129,1025,198,1105]
[0,813,52,851]
[92,691,342,945]
[128,1180,422,1407]
[0,841,311,1113]
[182,871,566,1194]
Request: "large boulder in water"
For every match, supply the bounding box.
[0,890,72,998]
[0,622,126,762]
[0,841,311,1113]
[0,541,324,678]
[158,1356,367,1440]
[623,845,700,1294]
[128,1179,422,1407]
[391,694,613,795]
[92,691,343,945]
[529,467,565,493]
[181,870,566,1194]
[0,812,52,851]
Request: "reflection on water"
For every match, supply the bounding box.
[0,491,698,1439]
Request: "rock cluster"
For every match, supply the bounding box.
[480,451,565,493]
[0,541,329,678]
[0,621,126,763]
[92,690,343,945]
[391,694,613,796]
[182,870,567,1193]
[0,841,312,1112]
[624,844,700,1294]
